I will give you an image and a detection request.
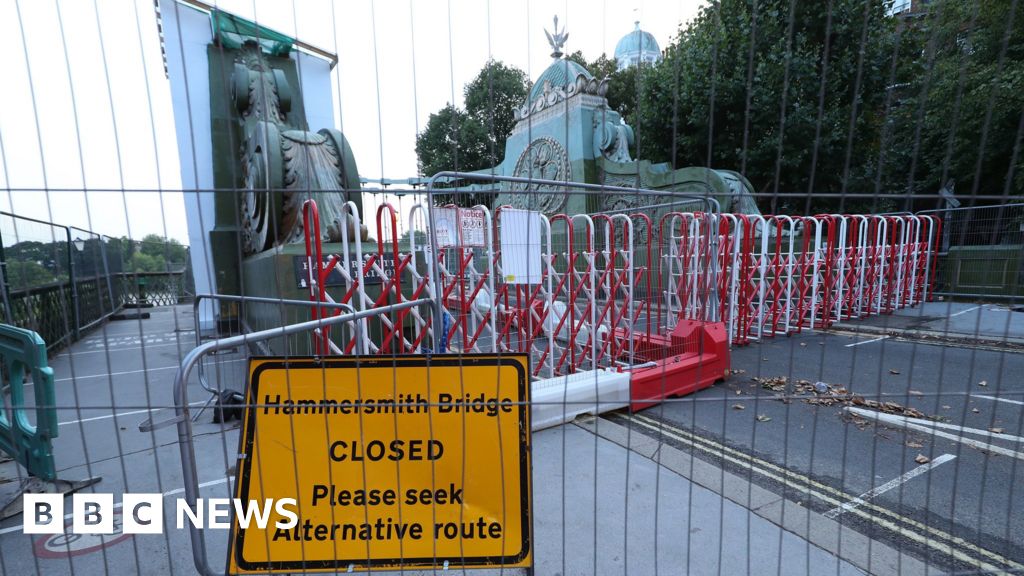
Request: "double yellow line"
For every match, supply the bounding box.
[615,412,1022,573]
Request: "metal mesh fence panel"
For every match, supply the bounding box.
[1,1,1022,575]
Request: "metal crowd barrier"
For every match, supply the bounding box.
[184,294,356,423]
[145,298,430,576]
[0,324,100,520]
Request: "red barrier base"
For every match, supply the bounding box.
[627,320,731,411]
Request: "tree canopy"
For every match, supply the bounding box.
[617,0,1021,212]
[566,51,639,126]
[884,0,1024,205]
[416,60,530,180]
[128,234,189,273]
[415,1,1020,213]
[463,60,531,158]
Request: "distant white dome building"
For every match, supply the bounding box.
[614,22,661,70]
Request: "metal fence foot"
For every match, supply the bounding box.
[0,475,102,521]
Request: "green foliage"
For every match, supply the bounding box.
[0,233,188,293]
[416,104,491,179]
[617,0,1021,212]
[463,60,531,161]
[5,260,59,290]
[629,0,903,212]
[130,251,166,273]
[137,233,189,269]
[414,0,1021,212]
[416,60,530,206]
[565,51,639,124]
[885,0,1024,204]
[106,234,189,272]
[3,240,65,290]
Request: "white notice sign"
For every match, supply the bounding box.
[432,208,486,247]
[499,209,543,285]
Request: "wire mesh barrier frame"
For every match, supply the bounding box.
[917,203,1024,299]
[178,293,357,424]
[144,297,429,576]
[4,0,1024,572]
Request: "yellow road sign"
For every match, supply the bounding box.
[228,354,532,573]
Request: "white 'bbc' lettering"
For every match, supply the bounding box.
[22,494,298,535]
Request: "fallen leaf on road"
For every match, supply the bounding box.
[845,414,871,429]
[972,408,980,413]
[889,369,901,375]
[851,396,928,419]
[754,375,788,391]
[732,403,746,410]
[979,380,988,387]
[735,389,743,395]
[756,414,772,422]
[906,441,923,448]
[915,454,930,464]
[990,427,1005,434]
[800,342,807,347]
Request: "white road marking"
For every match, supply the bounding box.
[624,412,1021,572]
[973,394,1024,407]
[846,406,1024,443]
[823,454,956,518]
[0,476,230,536]
[52,358,247,383]
[948,305,982,318]
[63,342,188,355]
[58,400,207,427]
[846,407,1024,461]
[54,365,178,382]
[887,415,1024,443]
[845,335,889,347]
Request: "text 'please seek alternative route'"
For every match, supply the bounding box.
[228,355,532,574]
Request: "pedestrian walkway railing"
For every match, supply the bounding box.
[0,211,195,352]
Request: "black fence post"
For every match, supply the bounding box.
[99,237,116,315]
[66,226,80,342]
[0,222,11,325]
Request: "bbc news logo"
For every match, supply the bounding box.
[23,494,298,534]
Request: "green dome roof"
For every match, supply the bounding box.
[528,58,593,104]
[614,25,660,60]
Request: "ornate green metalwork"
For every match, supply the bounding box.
[208,32,363,292]
[212,9,293,57]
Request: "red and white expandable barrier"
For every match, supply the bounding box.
[643,211,940,344]
[301,201,938,422]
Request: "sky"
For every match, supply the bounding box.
[0,0,704,244]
